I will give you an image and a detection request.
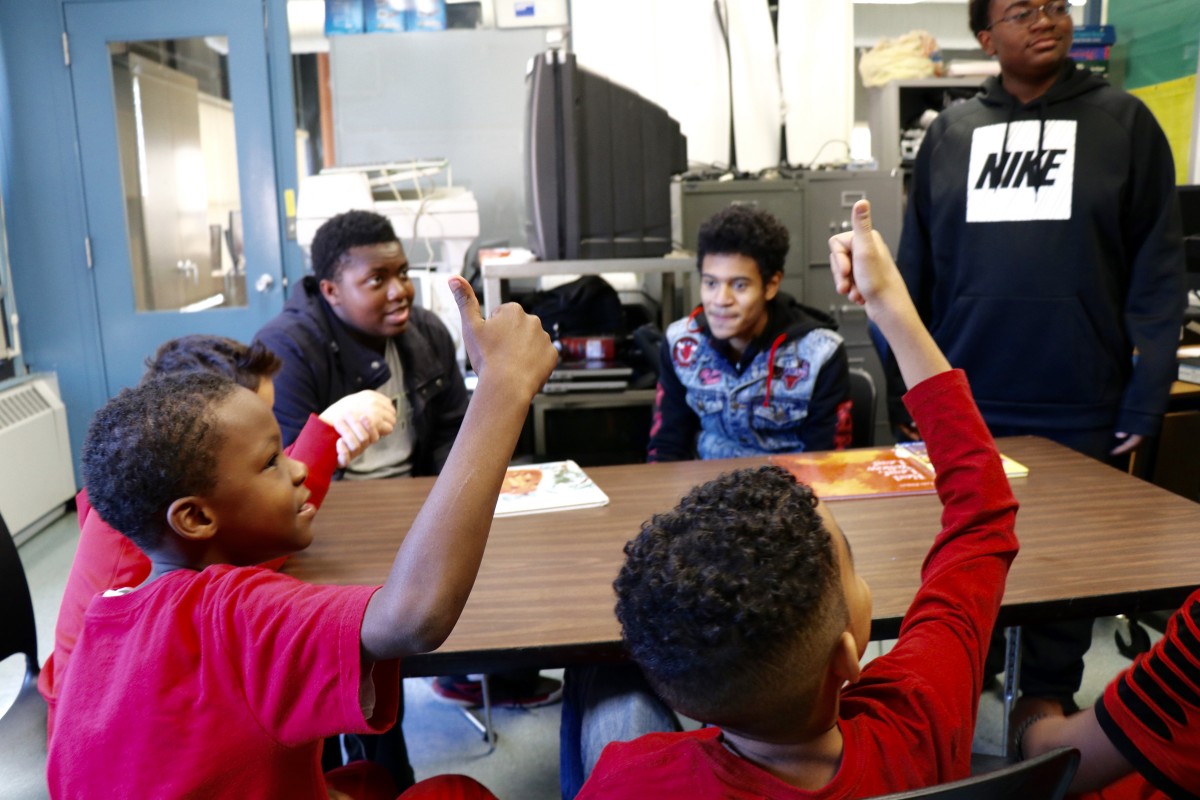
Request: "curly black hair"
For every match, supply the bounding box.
[82,372,238,552]
[143,335,281,392]
[696,204,790,282]
[969,0,993,37]
[615,466,846,727]
[310,209,400,282]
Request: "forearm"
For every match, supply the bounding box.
[1023,708,1133,793]
[360,376,531,660]
[1118,112,1186,434]
[868,297,950,389]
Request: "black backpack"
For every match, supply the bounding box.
[519,275,624,337]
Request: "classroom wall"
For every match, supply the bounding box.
[329,27,547,250]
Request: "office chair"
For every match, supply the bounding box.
[848,366,878,448]
[869,746,1079,800]
[0,509,50,799]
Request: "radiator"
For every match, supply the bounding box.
[0,374,76,543]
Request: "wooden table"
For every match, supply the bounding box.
[285,436,1200,678]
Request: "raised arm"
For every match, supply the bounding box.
[359,277,558,661]
[829,200,950,386]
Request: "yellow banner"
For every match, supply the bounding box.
[1130,75,1197,185]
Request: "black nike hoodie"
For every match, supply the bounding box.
[897,61,1185,437]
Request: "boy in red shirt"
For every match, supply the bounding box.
[39,335,394,738]
[577,201,1020,798]
[46,279,556,799]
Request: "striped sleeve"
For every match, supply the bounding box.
[1095,590,1200,800]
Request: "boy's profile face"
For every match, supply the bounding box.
[821,502,872,657]
[320,241,415,340]
[699,253,783,354]
[201,387,316,563]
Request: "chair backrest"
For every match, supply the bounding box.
[0,509,39,676]
[848,366,878,448]
[870,747,1080,800]
[0,507,49,799]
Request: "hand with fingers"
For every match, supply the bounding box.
[318,389,398,468]
[829,200,950,388]
[449,275,558,401]
[828,199,911,316]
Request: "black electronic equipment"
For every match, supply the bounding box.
[524,50,687,261]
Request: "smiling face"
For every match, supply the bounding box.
[978,0,1073,88]
[320,241,414,339]
[203,388,315,564]
[699,253,783,356]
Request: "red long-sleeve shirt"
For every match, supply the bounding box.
[580,369,1020,798]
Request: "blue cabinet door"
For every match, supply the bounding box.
[65,0,285,394]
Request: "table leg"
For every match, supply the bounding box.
[480,673,496,752]
[1001,625,1022,758]
[453,676,497,754]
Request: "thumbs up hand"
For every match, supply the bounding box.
[449,275,557,399]
[828,199,906,316]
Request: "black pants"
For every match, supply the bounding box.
[985,423,1130,699]
[985,618,1096,700]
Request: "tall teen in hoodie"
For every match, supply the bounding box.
[896,0,1186,709]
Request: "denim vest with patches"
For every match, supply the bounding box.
[664,316,844,460]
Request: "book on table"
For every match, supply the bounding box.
[769,448,937,500]
[769,442,1029,501]
[893,440,1029,478]
[494,460,610,517]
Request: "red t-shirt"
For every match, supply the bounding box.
[579,370,1020,798]
[38,414,339,738]
[47,566,398,798]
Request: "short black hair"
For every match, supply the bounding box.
[144,335,281,392]
[310,209,400,282]
[969,0,992,37]
[82,372,239,552]
[696,204,790,282]
[615,466,846,728]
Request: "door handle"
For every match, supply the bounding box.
[255,273,275,293]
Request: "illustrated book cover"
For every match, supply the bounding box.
[768,448,937,500]
[494,460,610,517]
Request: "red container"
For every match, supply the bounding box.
[559,335,616,361]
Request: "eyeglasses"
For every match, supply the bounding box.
[986,0,1071,30]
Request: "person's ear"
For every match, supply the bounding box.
[319,276,341,308]
[978,29,996,56]
[831,631,863,686]
[166,497,219,542]
[764,271,784,302]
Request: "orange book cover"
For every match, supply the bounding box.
[768,448,937,501]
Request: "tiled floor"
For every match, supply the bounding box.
[2,509,1161,799]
